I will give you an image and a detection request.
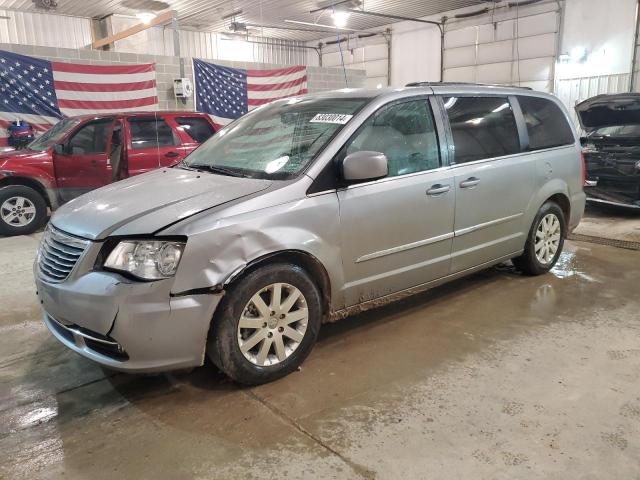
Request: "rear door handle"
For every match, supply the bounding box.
[459,177,480,189]
[426,184,451,196]
[165,151,180,158]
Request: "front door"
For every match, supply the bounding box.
[441,95,535,272]
[337,98,455,307]
[125,116,185,176]
[53,118,115,202]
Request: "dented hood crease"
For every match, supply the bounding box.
[50,168,272,240]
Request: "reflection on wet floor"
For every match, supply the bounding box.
[1,240,640,479]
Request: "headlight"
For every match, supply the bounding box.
[104,240,185,280]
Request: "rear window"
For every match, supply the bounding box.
[517,96,574,150]
[129,117,179,150]
[175,116,215,143]
[443,96,520,163]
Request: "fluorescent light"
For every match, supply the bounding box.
[136,12,156,24]
[284,19,356,31]
[331,9,351,28]
[492,102,510,113]
[570,46,588,62]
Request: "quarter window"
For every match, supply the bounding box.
[443,96,520,163]
[129,117,179,150]
[175,117,215,143]
[68,119,113,155]
[517,96,575,150]
[346,99,440,177]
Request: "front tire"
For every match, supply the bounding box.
[0,185,48,236]
[513,201,566,276]
[208,263,322,385]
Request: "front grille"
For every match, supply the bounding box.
[38,225,89,283]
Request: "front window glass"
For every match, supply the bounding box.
[28,118,81,151]
[68,119,113,155]
[444,96,520,163]
[184,97,368,180]
[345,99,440,177]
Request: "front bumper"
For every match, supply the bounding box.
[36,270,224,373]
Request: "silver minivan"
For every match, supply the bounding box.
[35,84,586,385]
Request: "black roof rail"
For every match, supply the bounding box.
[405,81,533,90]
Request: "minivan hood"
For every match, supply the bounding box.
[575,93,640,132]
[51,168,271,240]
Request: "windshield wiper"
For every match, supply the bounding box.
[188,164,245,177]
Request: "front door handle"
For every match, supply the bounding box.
[165,151,180,158]
[459,177,480,189]
[426,184,451,196]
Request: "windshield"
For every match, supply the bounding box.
[184,97,368,180]
[28,118,81,151]
[589,124,640,139]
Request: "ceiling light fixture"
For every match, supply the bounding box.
[284,19,356,32]
[331,9,350,28]
[136,12,157,24]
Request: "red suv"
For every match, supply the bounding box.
[0,112,216,236]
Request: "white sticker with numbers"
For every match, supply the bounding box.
[309,113,353,124]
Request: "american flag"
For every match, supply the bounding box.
[193,59,307,129]
[0,49,158,147]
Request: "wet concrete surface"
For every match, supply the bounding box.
[575,204,640,243]
[1,235,639,479]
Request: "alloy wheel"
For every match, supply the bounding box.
[237,282,309,367]
[0,196,37,227]
[534,213,561,265]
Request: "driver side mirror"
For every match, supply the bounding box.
[342,151,388,182]
[53,143,65,155]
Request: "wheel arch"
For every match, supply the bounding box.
[0,176,55,208]
[545,192,571,224]
[224,249,332,318]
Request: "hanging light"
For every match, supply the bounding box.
[331,9,351,28]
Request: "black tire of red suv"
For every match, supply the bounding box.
[208,263,322,386]
[512,201,566,276]
[0,185,48,236]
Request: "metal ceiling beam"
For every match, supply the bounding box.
[311,7,444,32]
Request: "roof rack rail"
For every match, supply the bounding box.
[405,81,532,90]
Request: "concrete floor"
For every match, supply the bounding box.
[1,226,640,479]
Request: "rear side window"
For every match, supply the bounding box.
[129,117,179,150]
[175,117,215,143]
[517,96,575,150]
[443,96,520,163]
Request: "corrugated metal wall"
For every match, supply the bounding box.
[321,35,389,89]
[556,73,632,126]
[0,10,308,65]
[443,3,560,92]
[0,9,92,49]
[634,9,640,92]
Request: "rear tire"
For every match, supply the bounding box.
[208,263,322,385]
[0,185,48,236]
[512,201,566,276]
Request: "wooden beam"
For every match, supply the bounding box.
[92,10,175,49]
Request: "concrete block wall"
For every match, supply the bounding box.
[0,43,366,112]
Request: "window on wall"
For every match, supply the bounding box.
[129,117,179,150]
[68,119,113,155]
[517,96,575,150]
[345,99,440,177]
[443,96,520,163]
